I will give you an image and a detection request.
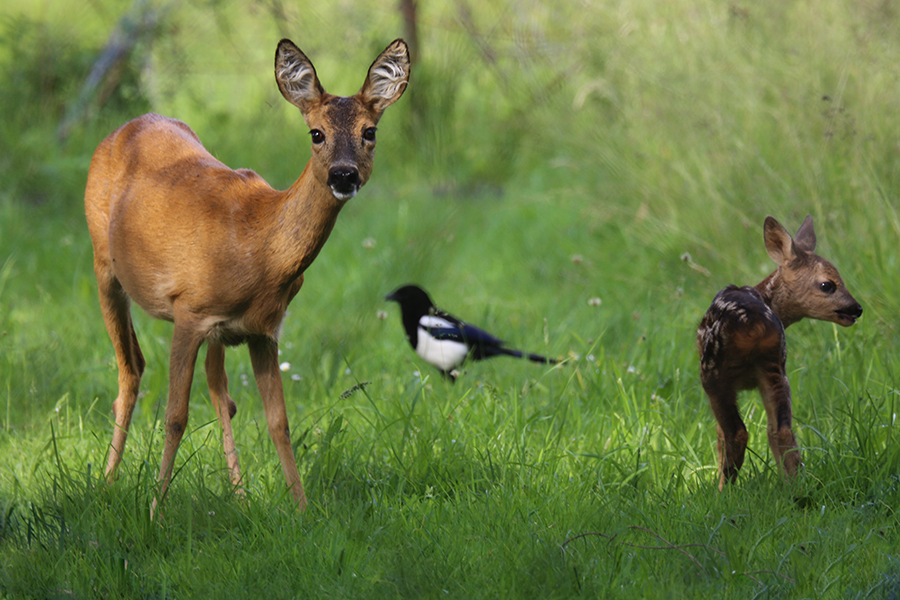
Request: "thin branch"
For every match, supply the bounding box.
[57,0,175,142]
[560,526,794,588]
[626,526,705,572]
[560,531,616,549]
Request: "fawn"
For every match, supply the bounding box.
[697,215,862,490]
[85,39,410,512]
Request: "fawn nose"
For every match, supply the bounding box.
[327,167,360,199]
[836,301,863,325]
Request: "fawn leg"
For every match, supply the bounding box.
[96,269,146,482]
[205,341,244,493]
[759,370,800,478]
[704,381,749,490]
[248,335,308,510]
[154,320,203,514]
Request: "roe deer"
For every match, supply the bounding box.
[697,215,862,490]
[85,38,410,512]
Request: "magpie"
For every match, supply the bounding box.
[385,284,558,381]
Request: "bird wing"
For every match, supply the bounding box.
[419,313,504,347]
[419,314,466,343]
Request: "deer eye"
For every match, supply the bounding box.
[310,130,325,145]
[819,281,836,294]
[363,127,377,142]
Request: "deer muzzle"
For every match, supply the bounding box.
[834,302,863,326]
[328,166,361,201]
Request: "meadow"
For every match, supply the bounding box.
[1,0,898,597]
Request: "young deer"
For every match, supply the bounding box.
[697,215,862,490]
[85,39,410,512]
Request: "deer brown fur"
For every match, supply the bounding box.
[85,38,410,512]
[697,215,862,490]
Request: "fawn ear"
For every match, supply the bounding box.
[275,39,325,114]
[359,39,410,116]
[792,214,817,252]
[763,216,798,266]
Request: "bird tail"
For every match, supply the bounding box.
[495,347,559,365]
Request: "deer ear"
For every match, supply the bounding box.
[792,214,817,252]
[763,216,797,266]
[359,39,410,116]
[275,39,325,114]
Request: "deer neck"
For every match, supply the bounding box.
[754,269,802,329]
[269,163,344,284]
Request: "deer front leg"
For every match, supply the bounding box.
[96,270,146,482]
[703,379,748,490]
[154,321,204,514]
[205,341,244,493]
[248,335,308,511]
[758,370,801,479]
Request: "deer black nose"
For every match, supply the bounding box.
[328,167,360,197]
[836,302,863,326]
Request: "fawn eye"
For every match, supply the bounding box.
[363,127,377,142]
[310,130,325,145]
[819,280,837,294]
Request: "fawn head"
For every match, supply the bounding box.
[762,215,862,327]
[275,39,410,201]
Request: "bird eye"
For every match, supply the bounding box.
[310,129,325,145]
[819,280,836,294]
[363,127,377,142]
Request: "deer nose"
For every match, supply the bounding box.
[327,167,360,199]
[835,301,863,326]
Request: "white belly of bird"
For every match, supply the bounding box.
[415,330,469,371]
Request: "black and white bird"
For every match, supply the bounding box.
[385,284,558,381]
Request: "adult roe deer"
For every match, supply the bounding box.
[85,38,410,512]
[697,215,862,490]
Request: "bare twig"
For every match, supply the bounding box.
[625,526,706,572]
[560,531,616,549]
[561,526,793,587]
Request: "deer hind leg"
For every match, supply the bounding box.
[154,319,204,514]
[758,370,800,479]
[205,341,244,494]
[248,335,307,510]
[96,269,146,482]
[703,378,749,490]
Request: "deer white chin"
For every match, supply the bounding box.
[330,187,358,201]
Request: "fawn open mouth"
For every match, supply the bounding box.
[835,306,862,326]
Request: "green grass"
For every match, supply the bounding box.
[1,0,899,598]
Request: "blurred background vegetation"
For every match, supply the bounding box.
[4,0,895,208]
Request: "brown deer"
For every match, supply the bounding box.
[85,38,410,512]
[697,215,862,490]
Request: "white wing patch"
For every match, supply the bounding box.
[419,315,455,330]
